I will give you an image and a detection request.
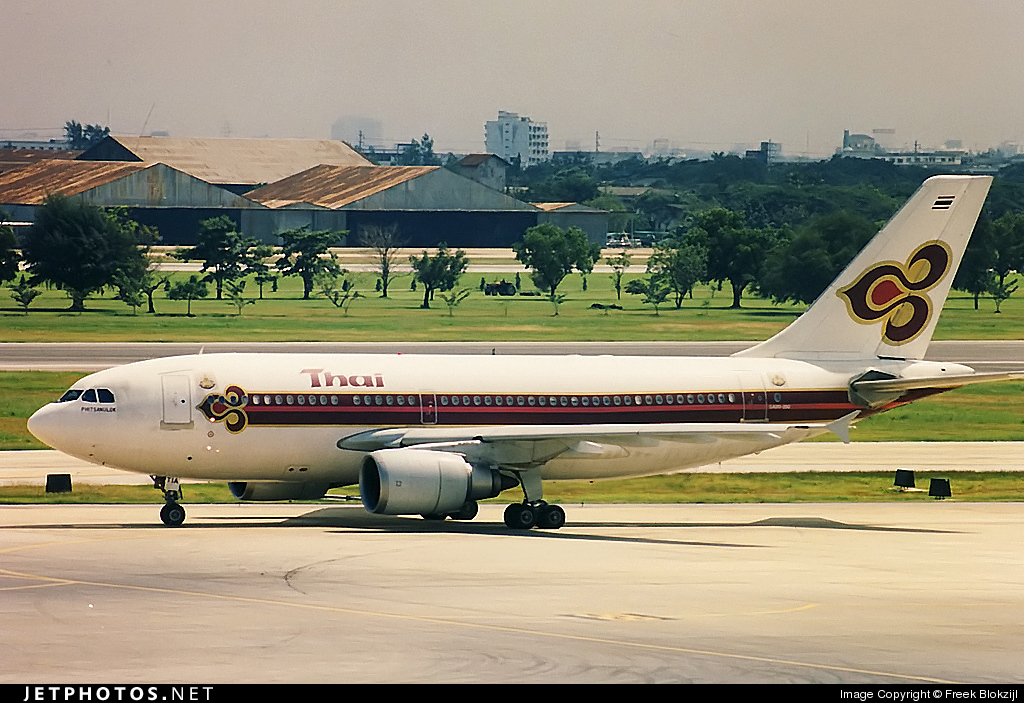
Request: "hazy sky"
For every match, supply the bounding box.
[3,0,1023,157]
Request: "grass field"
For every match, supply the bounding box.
[2,472,1022,504]
[0,264,1021,342]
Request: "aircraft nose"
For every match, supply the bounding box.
[27,403,64,450]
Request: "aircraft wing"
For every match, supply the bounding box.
[338,413,858,468]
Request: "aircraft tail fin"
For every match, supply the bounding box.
[736,175,992,361]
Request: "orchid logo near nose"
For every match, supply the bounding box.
[837,241,952,346]
[197,385,249,433]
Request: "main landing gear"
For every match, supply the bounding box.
[503,502,565,530]
[152,476,186,527]
[502,469,565,530]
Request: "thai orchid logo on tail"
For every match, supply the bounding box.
[837,241,952,346]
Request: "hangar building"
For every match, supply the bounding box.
[1,137,607,247]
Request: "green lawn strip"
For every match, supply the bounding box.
[0,269,1021,342]
[3,472,1022,505]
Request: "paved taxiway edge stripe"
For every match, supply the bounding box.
[0,530,958,685]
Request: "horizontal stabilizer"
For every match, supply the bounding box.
[852,370,1024,394]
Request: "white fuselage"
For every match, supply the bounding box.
[27,352,962,486]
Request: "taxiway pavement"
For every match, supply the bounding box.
[1,501,1021,683]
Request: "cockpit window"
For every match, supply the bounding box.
[58,389,83,403]
[97,389,115,403]
[81,389,97,403]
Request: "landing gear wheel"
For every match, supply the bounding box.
[421,513,446,521]
[504,503,536,529]
[536,504,565,530]
[450,501,479,521]
[160,502,186,527]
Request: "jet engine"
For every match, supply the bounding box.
[228,481,331,501]
[360,448,515,516]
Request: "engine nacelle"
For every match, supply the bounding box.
[228,481,330,501]
[360,448,512,516]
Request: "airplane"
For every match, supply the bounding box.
[27,175,1022,529]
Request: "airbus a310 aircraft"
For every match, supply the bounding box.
[28,175,1020,529]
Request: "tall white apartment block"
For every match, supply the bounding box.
[484,111,549,167]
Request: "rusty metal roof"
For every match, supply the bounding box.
[0,160,149,204]
[0,148,80,174]
[457,153,507,167]
[246,165,438,209]
[82,136,372,186]
[531,202,577,211]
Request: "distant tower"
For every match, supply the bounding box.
[484,111,549,167]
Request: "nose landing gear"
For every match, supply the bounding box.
[152,476,186,526]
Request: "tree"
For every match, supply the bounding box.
[224,280,256,316]
[112,270,145,314]
[176,216,259,300]
[168,275,208,316]
[398,134,440,166]
[575,239,602,292]
[21,195,147,311]
[359,224,405,297]
[409,244,469,309]
[989,276,1018,314]
[954,214,996,310]
[525,168,600,202]
[317,271,362,315]
[246,244,277,299]
[0,210,20,284]
[513,223,596,299]
[625,276,670,315]
[683,208,777,308]
[105,207,167,314]
[276,226,345,300]
[440,288,472,317]
[987,211,1024,311]
[64,120,110,149]
[646,239,708,308]
[757,211,875,305]
[8,275,41,314]
[605,252,631,300]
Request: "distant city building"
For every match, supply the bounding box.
[0,139,71,151]
[839,129,964,167]
[881,151,963,167]
[841,130,881,156]
[484,111,549,167]
[745,141,781,164]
